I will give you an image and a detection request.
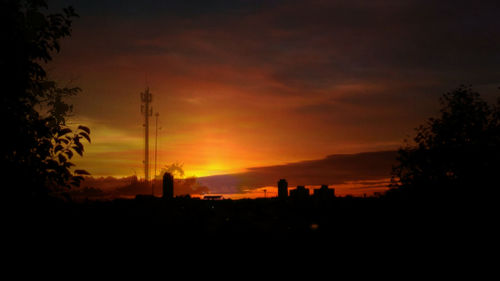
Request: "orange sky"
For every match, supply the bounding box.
[50,0,500,180]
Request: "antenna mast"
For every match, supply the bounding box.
[154,112,159,195]
[141,87,153,182]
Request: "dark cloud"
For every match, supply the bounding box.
[52,0,286,23]
[60,0,500,88]
[59,0,500,117]
[197,150,398,193]
[260,1,500,92]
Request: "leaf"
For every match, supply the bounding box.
[65,149,73,159]
[72,176,85,182]
[76,141,84,152]
[72,145,83,156]
[71,176,84,187]
[72,141,84,156]
[78,125,90,134]
[79,131,91,143]
[74,169,90,175]
[58,153,67,163]
[54,144,63,152]
[59,128,72,136]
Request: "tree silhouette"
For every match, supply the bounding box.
[391,85,500,199]
[160,162,185,179]
[1,0,90,199]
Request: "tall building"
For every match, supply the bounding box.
[278,179,288,199]
[313,184,335,200]
[163,172,174,199]
[290,185,310,199]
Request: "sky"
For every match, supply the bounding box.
[48,0,500,181]
[195,150,397,196]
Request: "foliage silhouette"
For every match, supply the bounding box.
[391,85,500,199]
[159,162,185,179]
[1,0,90,199]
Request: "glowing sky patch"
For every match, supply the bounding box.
[51,0,499,181]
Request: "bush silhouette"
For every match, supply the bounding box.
[1,0,90,199]
[391,85,500,199]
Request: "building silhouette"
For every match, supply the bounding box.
[203,195,224,200]
[313,184,335,200]
[163,172,174,199]
[290,185,309,199]
[277,179,288,199]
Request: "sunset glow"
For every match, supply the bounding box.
[48,0,500,196]
[6,0,500,249]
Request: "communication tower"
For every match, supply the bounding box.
[140,88,153,182]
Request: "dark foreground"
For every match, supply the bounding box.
[11,195,492,250]
[4,194,494,276]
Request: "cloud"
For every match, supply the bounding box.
[197,150,398,193]
[50,0,500,178]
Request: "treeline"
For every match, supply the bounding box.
[63,176,209,200]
